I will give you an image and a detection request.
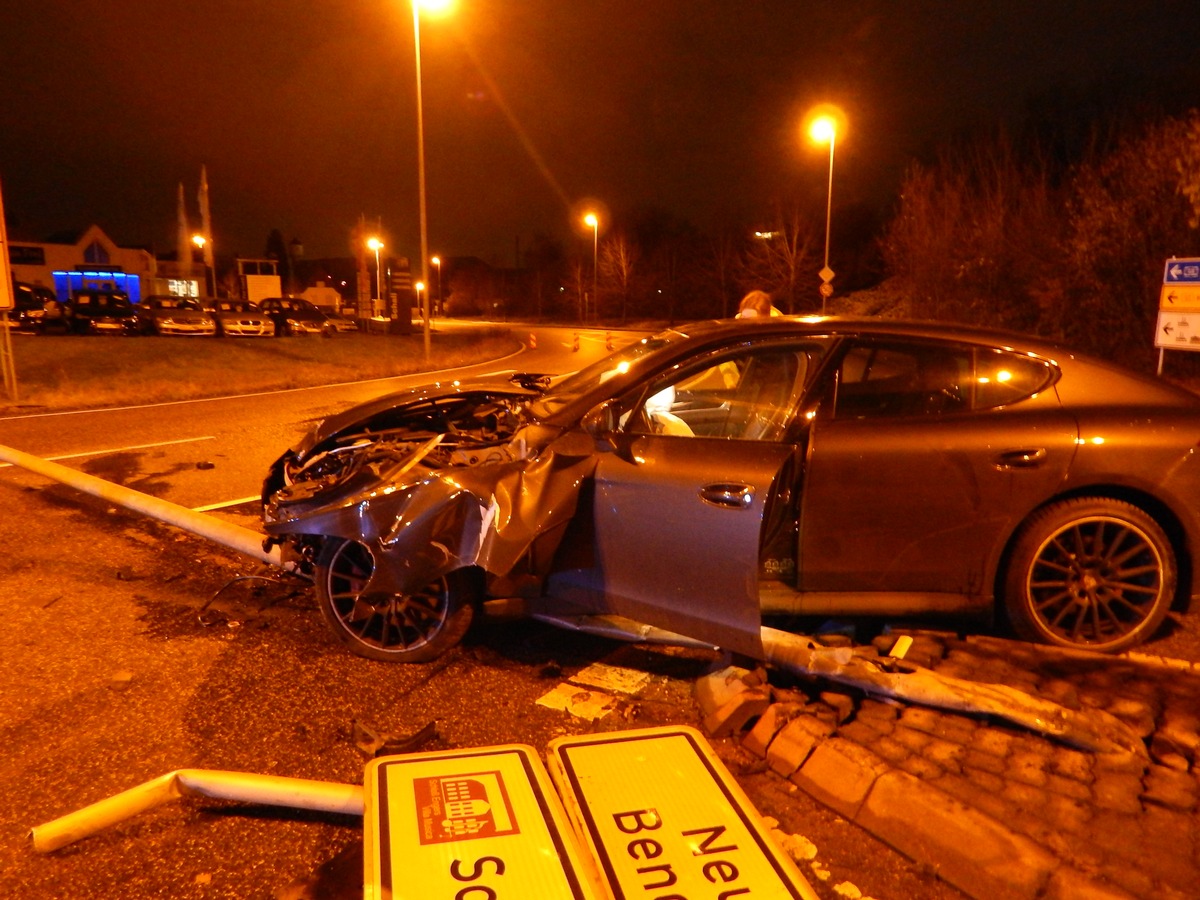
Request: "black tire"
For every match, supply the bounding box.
[313,538,475,662]
[1003,498,1175,652]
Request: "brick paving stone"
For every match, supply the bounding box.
[1050,746,1096,784]
[925,736,967,772]
[790,737,891,821]
[702,683,771,737]
[932,771,1013,823]
[897,705,941,734]
[891,723,934,754]
[1002,778,1049,811]
[961,765,1006,795]
[818,690,855,724]
[1103,864,1160,900]
[1092,771,1146,814]
[1045,772,1092,801]
[855,697,900,725]
[898,754,943,780]
[1084,810,1143,860]
[764,714,823,778]
[1104,697,1157,738]
[694,664,757,717]
[742,701,805,758]
[1137,806,1197,893]
[1140,764,1199,811]
[1042,792,1092,833]
[900,704,979,745]
[869,734,911,765]
[970,726,1016,758]
[1036,678,1081,709]
[1007,750,1051,788]
[963,747,1007,775]
[835,718,881,747]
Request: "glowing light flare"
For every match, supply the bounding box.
[584,212,598,229]
[367,237,383,252]
[191,234,206,249]
[808,115,836,145]
[415,0,454,15]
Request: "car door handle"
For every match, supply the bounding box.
[700,483,756,509]
[995,447,1047,469]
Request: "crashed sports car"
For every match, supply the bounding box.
[262,317,1200,662]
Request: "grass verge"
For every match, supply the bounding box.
[1,327,521,412]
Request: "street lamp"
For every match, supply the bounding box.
[430,255,442,316]
[191,234,212,297]
[367,237,383,315]
[412,0,452,357]
[584,212,598,323]
[808,110,840,313]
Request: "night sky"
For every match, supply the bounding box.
[2,2,1198,267]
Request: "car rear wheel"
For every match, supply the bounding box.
[314,538,475,662]
[1003,498,1175,652]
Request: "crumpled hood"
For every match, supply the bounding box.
[290,377,539,462]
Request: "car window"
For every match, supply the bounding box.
[835,342,971,418]
[833,341,1054,419]
[974,349,1056,408]
[623,343,823,441]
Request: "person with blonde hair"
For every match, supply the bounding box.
[736,290,780,318]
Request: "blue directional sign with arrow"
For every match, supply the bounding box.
[1163,258,1200,283]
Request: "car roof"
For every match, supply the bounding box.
[671,315,1076,358]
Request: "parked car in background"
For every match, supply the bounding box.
[5,283,67,333]
[263,316,1200,663]
[321,311,359,333]
[206,298,273,337]
[258,297,334,336]
[137,296,217,336]
[67,290,140,335]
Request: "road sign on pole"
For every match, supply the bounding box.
[1163,258,1200,284]
[1159,284,1200,311]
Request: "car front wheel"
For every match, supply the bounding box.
[313,538,475,662]
[1003,498,1175,652]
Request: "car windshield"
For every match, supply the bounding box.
[529,330,686,418]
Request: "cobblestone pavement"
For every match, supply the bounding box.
[697,633,1200,900]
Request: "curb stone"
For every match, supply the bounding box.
[699,636,1200,899]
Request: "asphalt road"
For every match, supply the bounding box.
[2,322,1194,899]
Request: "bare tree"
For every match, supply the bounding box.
[740,204,818,313]
[599,232,639,324]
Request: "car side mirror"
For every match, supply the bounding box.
[582,401,617,438]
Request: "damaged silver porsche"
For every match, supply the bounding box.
[262,317,1200,662]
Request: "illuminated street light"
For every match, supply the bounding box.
[584,212,598,323]
[367,237,384,314]
[191,234,212,296]
[431,255,442,316]
[807,107,842,314]
[412,0,453,357]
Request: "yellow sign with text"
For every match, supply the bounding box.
[547,726,820,900]
[1159,284,1200,311]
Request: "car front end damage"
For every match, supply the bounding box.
[261,385,597,637]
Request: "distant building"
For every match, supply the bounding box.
[6,224,158,303]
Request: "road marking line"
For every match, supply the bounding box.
[192,496,259,512]
[0,436,215,468]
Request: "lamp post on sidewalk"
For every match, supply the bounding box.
[584,212,598,323]
[807,106,843,314]
[367,237,384,316]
